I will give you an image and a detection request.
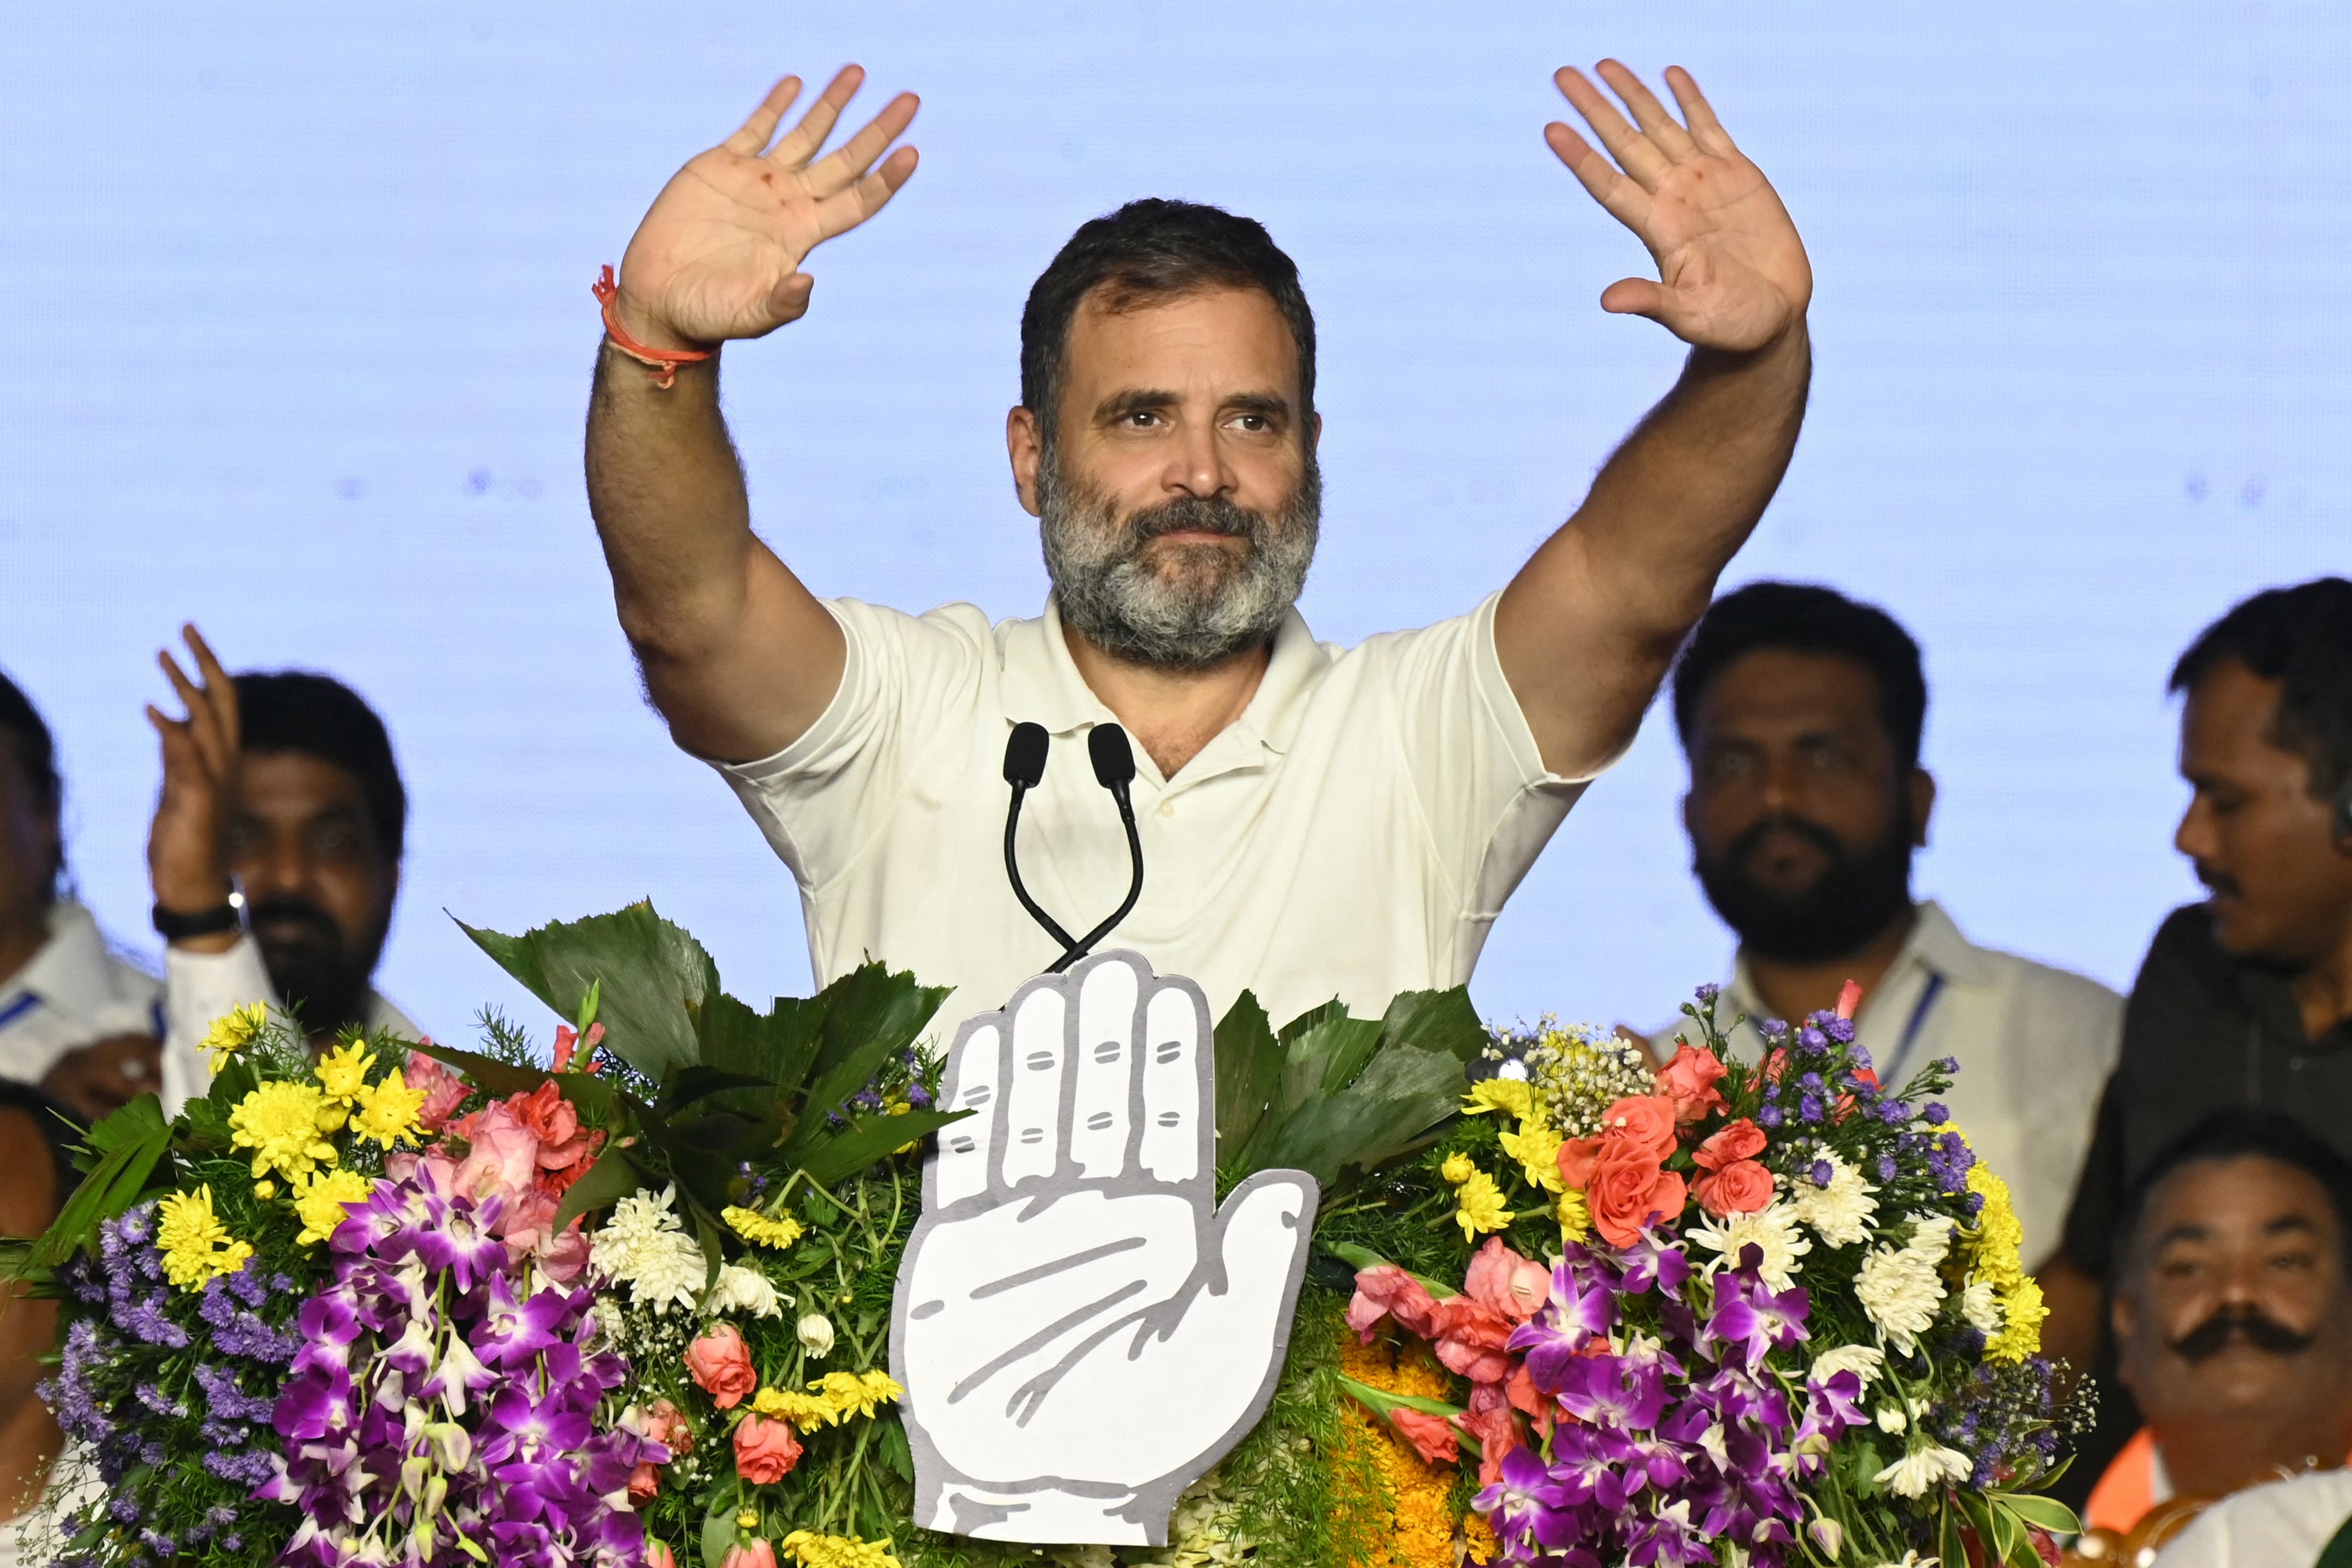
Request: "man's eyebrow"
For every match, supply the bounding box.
[1222,392,1291,421]
[2154,1222,2213,1250]
[1094,388,1181,423]
[2265,1215,2321,1237]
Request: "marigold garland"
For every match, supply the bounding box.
[1334,1334,1473,1568]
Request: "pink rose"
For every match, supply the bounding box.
[1585,1149,1688,1248]
[405,1048,472,1133]
[1693,1118,1766,1172]
[720,1544,775,1568]
[1462,1237,1549,1323]
[686,1324,758,1410]
[451,1103,540,1208]
[1693,1158,1774,1217]
[647,1544,678,1568]
[1387,1407,1459,1467]
[627,1461,662,1505]
[1347,1265,1441,1343]
[1656,1045,1729,1124]
[733,1414,803,1485]
[634,1398,691,1454]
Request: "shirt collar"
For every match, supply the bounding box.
[1,902,123,1016]
[998,597,1328,762]
[1721,899,1993,1026]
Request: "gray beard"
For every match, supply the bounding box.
[1037,448,1321,670]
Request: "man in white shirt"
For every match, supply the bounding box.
[145,631,418,1113]
[1650,583,2121,1264]
[0,671,163,1119]
[586,61,1815,1025]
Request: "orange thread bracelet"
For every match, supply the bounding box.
[592,265,714,389]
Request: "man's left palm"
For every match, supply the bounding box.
[1548,61,1811,353]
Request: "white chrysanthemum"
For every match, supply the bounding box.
[1959,1274,2003,1335]
[1783,1153,1879,1248]
[1854,1217,1956,1355]
[1809,1343,1885,1389]
[588,1185,708,1314]
[1689,1200,1813,1291]
[703,1262,783,1320]
[630,1230,708,1314]
[1873,1443,1972,1498]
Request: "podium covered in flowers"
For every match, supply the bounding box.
[10,906,2082,1568]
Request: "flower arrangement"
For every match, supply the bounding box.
[8,910,2083,1568]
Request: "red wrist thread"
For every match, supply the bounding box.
[593,265,714,389]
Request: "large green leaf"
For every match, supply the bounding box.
[551,1147,652,1232]
[796,1107,971,1187]
[1213,993,1282,1164]
[807,963,949,1084]
[36,1096,170,1266]
[457,903,715,1080]
[1260,1043,1469,1187]
[1377,988,1487,1063]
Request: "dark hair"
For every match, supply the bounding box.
[0,1079,85,1221]
[234,671,407,861]
[1670,581,1930,773]
[0,667,64,898]
[1019,198,1317,442]
[2115,1108,2352,1285]
[2169,577,2352,803]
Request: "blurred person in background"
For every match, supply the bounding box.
[2082,1109,2352,1541]
[1652,581,2122,1265]
[144,628,418,1114]
[2043,578,2352,1507]
[0,669,163,1121]
[0,1080,87,1565]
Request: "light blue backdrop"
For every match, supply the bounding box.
[2,3,2344,1038]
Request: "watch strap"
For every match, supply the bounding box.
[151,902,242,940]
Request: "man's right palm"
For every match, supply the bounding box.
[614,66,919,350]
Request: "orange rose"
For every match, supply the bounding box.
[733,1413,804,1484]
[1585,1149,1688,1248]
[1693,1118,1766,1172]
[1599,1096,1680,1162]
[627,1460,662,1504]
[1656,1046,1729,1124]
[1693,1158,1774,1217]
[685,1324,758,1410]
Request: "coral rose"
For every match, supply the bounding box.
[511,1080,589,1169]
[627,1460,662,1505]
[720,1543,776,1568]
[686,1324,758,1410]
[1388,1407,1460,1466]
[1693,1158,1774,1217]
[1584,1149,1689,1248]
[1463,1237,1549,1322]
[1693,1117,1766,1172]
[733,1413,804,1484]
[1657,1045,1729,1124]
[1598,1095,1679,1161]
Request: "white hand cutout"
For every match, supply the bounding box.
[890,952,1318,1545]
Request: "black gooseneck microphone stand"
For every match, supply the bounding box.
[998,721,1148,973]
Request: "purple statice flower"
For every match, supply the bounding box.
[1695,982,1721,1004]
[1876,1152,1899,1182]
[1878,1098,1909,1125]
[1924,1101,1951,1125]
[1810,1160,1834,1188]
[1845,1036,1871,1067]
[1758,1103,1783,1129]
[1935,1055,1959,1073]
[1797,1093,1825,1124]
[1799,1027,1827,1051]
[1760,1019,1788,1038]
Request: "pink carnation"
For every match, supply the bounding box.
[1347,1265,1441,1343]
[1388,1407,1459,1466]
[1462,1237,1548,1322]
[403,1047,472,1133]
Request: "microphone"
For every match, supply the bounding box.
[1048,724,1146,973]
[1001,722,1077,954]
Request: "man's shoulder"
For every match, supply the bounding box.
[828,595,1001,648]
[1965,942,2124,1016]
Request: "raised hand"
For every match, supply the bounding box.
[1548,62,1811,354]
[144,624,241,929]
[891,953,1318,1545]
[611,66,920,352]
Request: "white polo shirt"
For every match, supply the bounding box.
[0,902,163,1084]
[1652,900,2123,1267]
[158,936,420,1114]
[717,592,1587,1031]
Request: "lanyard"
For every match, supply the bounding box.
[1878,971,1947,1091]
[0,992,39,1032]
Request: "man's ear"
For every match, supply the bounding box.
[1310,410,1322,451]
[1908,768,1938,850]
[2110,1285,2137,1347]
[1007,407,1044,519]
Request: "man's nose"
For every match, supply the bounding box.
[235,837,311,902]
[1165,421,1233,499]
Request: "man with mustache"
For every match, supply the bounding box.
[144,627,418,1110]
[584,61,1814,1023]
[2081,1109,2352,1539]
[1652,582,2122,1264]
[2042,576,2352,1509]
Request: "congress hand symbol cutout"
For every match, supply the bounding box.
[890,953,1318,1544]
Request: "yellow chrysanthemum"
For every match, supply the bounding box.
[749,1387,835,1426]
[1452,1170,1513,1243]
[293,1168,376,1248]
[1439,1153,1477,1186]
[228,1080,342,1182]
[778,1532,902,1568]
[351,1068,426,1149]
[199,1002,269,1075]
[155,1186,253,1290]
[1988,1274,2048,1364]
[1963,1158,2028,1292]
[1499,1115,1565,1194]
[1461,1079,1533,1121]
[1557,1188,1592,1244]
[723,1206,805,1250]
[313,1040,377,1107]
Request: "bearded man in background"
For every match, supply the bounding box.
[585,60,1814,1023]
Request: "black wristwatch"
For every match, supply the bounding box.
[151,901,243,940]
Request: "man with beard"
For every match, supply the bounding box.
[584,62,1814,1023]
[2081,1109,2352,1540]
[144,627,418,1112]
[1651,582,2121,1264]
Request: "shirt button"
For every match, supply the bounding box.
[1157,800,1175,819]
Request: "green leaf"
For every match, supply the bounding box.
[552,1149,652,1232]
[805,962,948,1086]
[38,1114,167,1266]
[1991,1492,2080,1535]
[691,990,824,1113]
[1938,1501,1968,1568]
[456,902,715,1081]
[1377,987,1487,1063]
[661,1066,786,1117]
[795,1108,972,1188]
[1213,992,1282,1164]
[700,1504,737,1568]
[1335,1374,1464,1421]
[206,1057,260,1114]
[880,1415,915,1482]
[1259,1042,1469,1188]
[85,1094,167,1155]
